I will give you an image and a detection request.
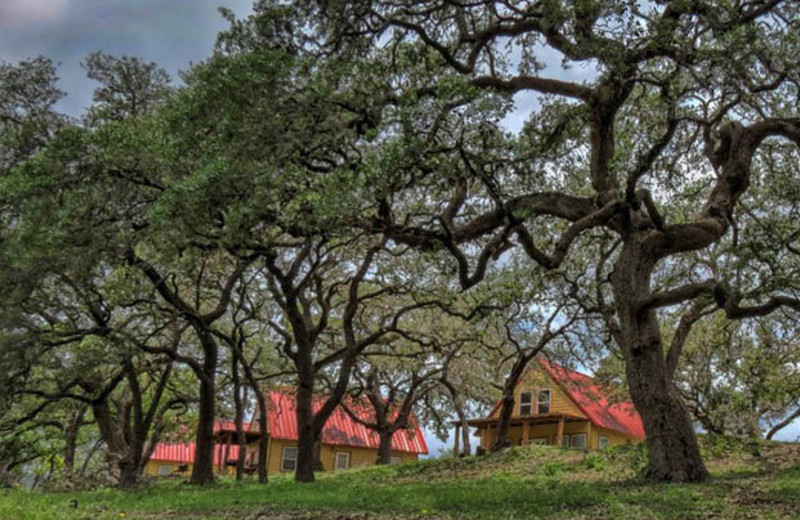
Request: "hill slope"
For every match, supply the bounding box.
[2,437,798,520]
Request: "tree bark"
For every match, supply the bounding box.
[232,355,246,481]
[492,356,529,452]
[612,239,709,482]
[253,385,269,483]
[190,339,218,485]
[294,378,316,482]
[376,429,393,465]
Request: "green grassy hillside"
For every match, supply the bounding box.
[2,437,798,519]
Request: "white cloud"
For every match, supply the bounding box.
[0,0,70,27]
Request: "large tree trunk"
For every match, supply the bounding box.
[254,389,269,483]
[190,354,217,485]
[612,239,708,483]
[376,430,393,465]
[294,378,316,483]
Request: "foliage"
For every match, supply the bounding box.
[1,440,798,519]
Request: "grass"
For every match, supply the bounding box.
[2,438,798,520]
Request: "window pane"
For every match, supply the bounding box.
[537,389,551,414]
[571,434,587,448]
[335,452,349,469]
[599,436,609,449]
[519,392,532,416]
[282,447,298,472]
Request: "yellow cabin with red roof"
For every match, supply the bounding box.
[144,391,428,478]
[456,359,645,453]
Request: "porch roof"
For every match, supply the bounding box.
[452,412,588,428]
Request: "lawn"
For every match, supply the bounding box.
[2,438,798,519]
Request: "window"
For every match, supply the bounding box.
[389,456,402,465]
[530,438,548,445]
[559,434,588,449]
[519,392,533,416]
[537,389,551,414]
[570,434,587,449]
[281,446,298,472]
[599,436,609,450]
[334,451,350,470]
[157,464,173,476]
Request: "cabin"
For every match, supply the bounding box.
[144,390,428,477]
[244,390,428,473]
[454,358,645,453]
[144,421,246,477]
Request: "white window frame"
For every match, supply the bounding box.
[529,437,548,445]
[389,456,402,465]
[281,446,298,472]
[598,436,610,449]
[157,464,173,476]
[570,433,587,449]
[334,451,350,470]
[537,389,552,414]
[519,391,533,416]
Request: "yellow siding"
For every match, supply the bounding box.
[250,438,419,474]
[590,426,639,449]
[143,459,236,477]
[489,366,586,420]
[146,439,418,478]
[475,365,643,450]
[478,420,592,450]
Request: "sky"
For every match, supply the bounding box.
[0,0,255,116]
[1,0,796,456]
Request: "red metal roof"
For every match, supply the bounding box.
[267,390,429,454]
[150,395,428,463]
[150,441,241,464]
[486,358,645,440]
[150,421,245,463]
[536,359,645,439]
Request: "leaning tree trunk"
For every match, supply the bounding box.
[191,340,218,485]
[442,380,471,456]
[376,429,393,465]
[492,357,529,452]
[612,238,709,483]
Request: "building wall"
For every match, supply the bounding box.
[143,459,236,477]
[478,420,593,450]
[489,366,586,420]
[477,421,640,450]
[145,439,419,477]
[589,426,638,449]
[254,438,420,475]
[476,365,642,450]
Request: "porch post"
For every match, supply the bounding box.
[522,419,530,445]
[225,432,232,474]
[555,415,565,447]
[453,424,461,457]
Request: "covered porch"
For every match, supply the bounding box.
[453,413,592,454]
[213,425,265,474]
